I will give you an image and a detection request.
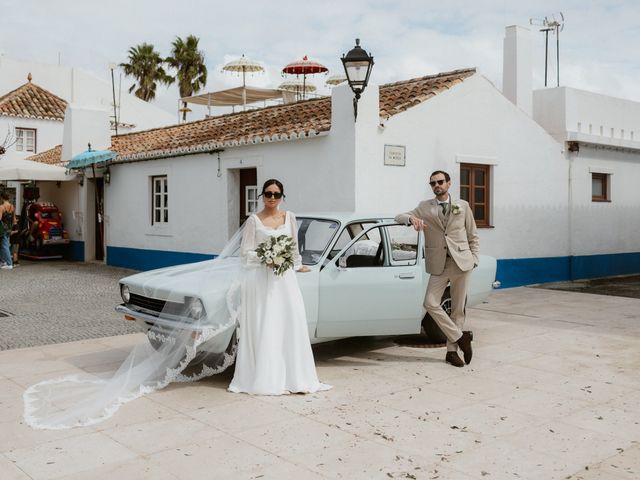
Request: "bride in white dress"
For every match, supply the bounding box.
[228,179,331,395]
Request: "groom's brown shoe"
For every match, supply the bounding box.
[445,351,465,368]
[457,331,473,365]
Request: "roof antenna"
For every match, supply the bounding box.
[530,12,565,87]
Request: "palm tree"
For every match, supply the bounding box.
[120,43,172,102]
[166,35,207,121]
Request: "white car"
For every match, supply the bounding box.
[116,213,498,364]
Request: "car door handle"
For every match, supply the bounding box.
[397,273,415,279]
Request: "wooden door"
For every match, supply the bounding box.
[239,168,257,226]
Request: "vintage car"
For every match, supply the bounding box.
[116,213,499,364]
[23,202,71,250]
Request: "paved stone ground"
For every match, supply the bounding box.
[0,260,140,350]
[0,286,638,479]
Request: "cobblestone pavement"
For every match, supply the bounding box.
[0,260,141,351]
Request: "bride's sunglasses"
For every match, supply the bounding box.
[263,191,283,199]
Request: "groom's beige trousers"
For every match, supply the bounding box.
[424,257,470,352]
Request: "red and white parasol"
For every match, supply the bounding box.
[281,55,328,99]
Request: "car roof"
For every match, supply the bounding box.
[295,212,396,224]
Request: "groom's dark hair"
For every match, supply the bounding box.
[430,170,450,182]
[260,178,286,199]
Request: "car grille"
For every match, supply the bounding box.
[48,226,62,237]
[128,293,184,315]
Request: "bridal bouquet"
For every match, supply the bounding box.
[255,235,296,276]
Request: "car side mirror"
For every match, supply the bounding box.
[338,256,347,270]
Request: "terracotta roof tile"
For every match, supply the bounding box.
[0,80,67,121]
[110,95,332,161]
[26,144,64,165]
[379,68,476,118]
[29,68,475,165]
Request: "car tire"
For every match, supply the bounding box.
[421,287,452,344]
[192,329,238,370]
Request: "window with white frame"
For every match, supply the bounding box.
[15,128,37,153]
[151,175,168,224]
[245,186,258,216]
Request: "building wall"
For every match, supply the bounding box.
[534,87,640,147]
[93,75,640,286]
[0,117,63,161]
[0,55,176,131]
[569,146,639,254]
[105,130,357,269]
[355,75,570,286]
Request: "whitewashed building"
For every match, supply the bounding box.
[0,55,178,260]
[0,55,175,132]
[29,26,640,287]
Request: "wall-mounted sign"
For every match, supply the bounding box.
[384,145,406,166]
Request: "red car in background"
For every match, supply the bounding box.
[25,202,70,251]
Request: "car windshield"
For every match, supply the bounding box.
[296,217,340,265]
[222,217,339,265]
[40,211,59,220]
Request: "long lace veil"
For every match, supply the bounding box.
[23,227,245,430]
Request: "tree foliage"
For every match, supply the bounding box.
[166,35,208,121]
[120,43,172,102]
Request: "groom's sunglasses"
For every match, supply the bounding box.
[263,192,283,199]
[429,179,446,187]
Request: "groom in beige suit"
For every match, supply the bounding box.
[396,170,479,367]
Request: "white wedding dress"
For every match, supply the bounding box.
[228,211,331,395]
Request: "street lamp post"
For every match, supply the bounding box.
[341,38,374,121]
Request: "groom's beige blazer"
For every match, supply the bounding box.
[395,198,479,275]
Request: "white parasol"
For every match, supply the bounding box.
[0,158,74,181]
[222,55,265,107]
[325,74,347,86]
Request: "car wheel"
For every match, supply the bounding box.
[421,287,451,344]
[192,329,238,370]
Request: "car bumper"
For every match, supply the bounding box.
[116,304,236,354]
[116,304,204,331]
[42,238,70,245]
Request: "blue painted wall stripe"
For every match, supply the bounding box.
[66,241,85,262]
[571,252,640,281]
[107,246,215,271]
[497,252,640,288]
[106,244,640,288]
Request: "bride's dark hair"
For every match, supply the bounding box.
[259,178,285,199]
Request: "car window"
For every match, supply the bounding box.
[40,211,59,220]
[335,224,386,268]
[387,225,418,266]
[335,224,418,268]
[329,222,376,260]
[296,218,340,265]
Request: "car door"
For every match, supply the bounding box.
[317,223,424,337]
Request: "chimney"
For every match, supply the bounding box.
[502,25,532,116]
[60,104,111,162]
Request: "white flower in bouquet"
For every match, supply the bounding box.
[256,234,296,276]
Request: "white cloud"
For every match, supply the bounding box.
[2,0,639,119]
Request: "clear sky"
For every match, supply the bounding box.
[1,0,638,117]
